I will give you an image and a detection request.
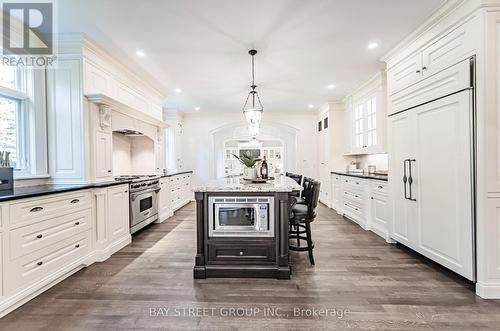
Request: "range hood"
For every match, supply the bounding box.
[114,129,144,136]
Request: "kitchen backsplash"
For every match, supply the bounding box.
[356,153,388,171]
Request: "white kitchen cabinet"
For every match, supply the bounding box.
[340,176,368,229]
[369,181,389,241]
[106,185,130,244]
[388,88,474,280]
[345,72,386,155]
[158,177,172,222]
[46,57,85,182]
[83,60,114,96]
[94,130,113,179]
[331,174,342,213]
[386,13,479,96]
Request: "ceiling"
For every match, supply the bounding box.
[58,0,446,113]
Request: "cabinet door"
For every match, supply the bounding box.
[95,131,113,179]
[159,178,171,219]
[388,111,415,246]
[421,14,479,79]
[107,185,129,243]
[412,91,474,280]
[387,53,423,96]
[371,195,388,237]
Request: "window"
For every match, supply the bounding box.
[0,65,47,177]
[0,65,27,170]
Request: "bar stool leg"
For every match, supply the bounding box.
[306,223,315,265]
[296,225,300,247]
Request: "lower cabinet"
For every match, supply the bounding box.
[106,185,130,244]
[157,173,193,222]
[332,174,389,241]
[0,185,131,317]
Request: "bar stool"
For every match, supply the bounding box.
[286,172,303,198]
[289,178,320,265]
[294,177,312,205]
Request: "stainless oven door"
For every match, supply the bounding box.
[130,188,159,230]
[214,204,259,231]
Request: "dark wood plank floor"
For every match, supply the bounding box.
[1,202,499,330]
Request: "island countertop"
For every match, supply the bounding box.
[193,175,301,192]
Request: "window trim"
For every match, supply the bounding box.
[0,67,48,179]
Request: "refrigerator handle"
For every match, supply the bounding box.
[403,159,409,200]
[408,159,417,201]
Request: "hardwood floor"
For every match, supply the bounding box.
[1,202,499,330]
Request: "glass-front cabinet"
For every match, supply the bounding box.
[346,72,386,155]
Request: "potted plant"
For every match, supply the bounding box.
[232,152,261,180]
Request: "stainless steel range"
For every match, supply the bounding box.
[116,175,160,234]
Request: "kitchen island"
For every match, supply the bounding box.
[193,175,301,279]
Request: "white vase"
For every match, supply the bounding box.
[243,167,258,180]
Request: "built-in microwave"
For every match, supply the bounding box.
[208,196,274,237]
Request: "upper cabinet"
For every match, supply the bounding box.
[344,72,387,155]
[82,40,164,122]
[386,12,480,98]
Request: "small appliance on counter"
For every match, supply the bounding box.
[347,161,362,173]
[0,151,13,191]
[367,165,376,174]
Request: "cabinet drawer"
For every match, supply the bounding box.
[341,177,366,192]
[207,241,276,264]
[343,201,364,220]
[9,191,91,226]
[343,190,363,205]
[6,230,91,293]
[10,208,91,260]
[371,181,388,196]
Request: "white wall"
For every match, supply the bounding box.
[112,133,132,176]
[182,112,318,185]
[357,153,388,171]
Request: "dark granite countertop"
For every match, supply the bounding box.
[161,170,193,177]
[331,171,388,182]
[0,180,130,203]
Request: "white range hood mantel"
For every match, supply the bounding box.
[86,93,167,128]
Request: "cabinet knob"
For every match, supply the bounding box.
[75,244,80,248]
[371,197,374,200]
[36,234,43,239]
[378,186,383,189]
[416,69,421,74]
[422,66,428,71]
[75,221,80,226]
[239,251,244,256]
[108,170,112,173]
[37,261,43,266]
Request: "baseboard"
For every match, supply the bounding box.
[476,281,500,299]
[156,210,174,223]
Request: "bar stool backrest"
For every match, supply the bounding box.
[285,172,303,185]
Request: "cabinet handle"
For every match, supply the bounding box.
[408,159,417,201]
[422,66,428,71]
[37,261,43,266]
[75,244,80,248]
[378,186,383,189]
[36,234,43,239]
[70,199,80,204]
[75,221,80,226]
[403,160,409,199]
[30,207,43,212]
[416,69,421,74]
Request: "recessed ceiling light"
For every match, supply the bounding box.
[368,42,379,50]
[175,88,182,93]
[135,50,145,57]
[195,106,200,111]
[327,84,336,89]
[308,104,314,109]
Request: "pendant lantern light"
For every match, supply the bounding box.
[242,49,264,127]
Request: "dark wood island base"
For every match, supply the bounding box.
[193,177,301,279]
